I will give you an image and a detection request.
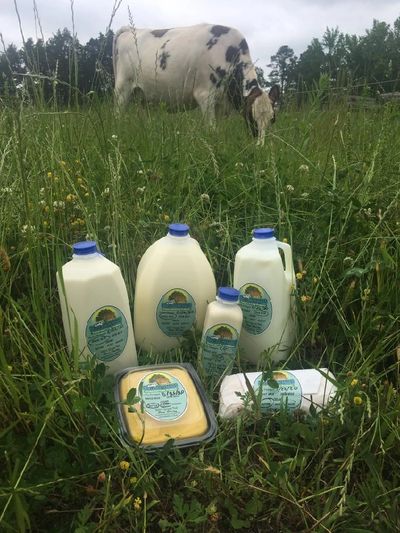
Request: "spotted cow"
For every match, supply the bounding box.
[113,24,279,145]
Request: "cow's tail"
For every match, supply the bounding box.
[112,26,130,78]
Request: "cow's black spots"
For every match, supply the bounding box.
[226,45,240,64]
[206,25,230,49]
[211,25,230,37]
[210,66,227,88]
[160,39,170,50]
[239,39,249,55]
[227,62,245,110]
[159,51,170,70]
[245,78,258,92]
[151,29,170,38]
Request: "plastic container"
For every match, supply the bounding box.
[199,287,243,381]
[134,223,216,353]
[219,368,337,418]
[233,228,296,363]
[57,241,138,374]
[115,363,217,450]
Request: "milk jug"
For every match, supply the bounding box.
[57,241,138,374]
[233,228,296,363]
[199,287,243,381]
[134,223,216,353]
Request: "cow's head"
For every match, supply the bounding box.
[244,85,280,146]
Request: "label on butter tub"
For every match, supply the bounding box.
[254,371,302,412]
[139,371,188,421]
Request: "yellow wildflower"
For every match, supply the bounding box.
[313,276,318,284]
[282,238,288,243]
[296,272,303,281]
[47,171,53,178]
[134,497,142,511]
[66,193,75,202]
[353,396,363,406]
[43,221,49,228]
[119,460,130,471]
[84,192,89,198]
[350,379,359,387]
[77,177,83,185]
[60,160,67,166]
[130,476,138,485]
[301,295,312,303]
[163,214,170,222]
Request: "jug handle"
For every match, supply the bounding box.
[277,240,296,289]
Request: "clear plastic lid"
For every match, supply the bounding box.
[73,241,97,255]
[115,363,217,451]
[218,287,240,302]
[253,228,275,239]
[168,223,190,237]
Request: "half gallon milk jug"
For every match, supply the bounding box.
[134,223,216,353]
[233,228,296,363]
[57,241,138,374]
[199,287,243,381]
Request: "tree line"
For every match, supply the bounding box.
[1,17,400,106]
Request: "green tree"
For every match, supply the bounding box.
[268,45,297,92]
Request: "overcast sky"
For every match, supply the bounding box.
[1,0,399,68]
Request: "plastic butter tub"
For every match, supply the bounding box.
[115,364,217,450]
[219,368,337,418]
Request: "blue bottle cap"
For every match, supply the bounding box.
[168,223,190,237]
[73,241,98,255]
[253,227,275,239]
[218,287,240,302]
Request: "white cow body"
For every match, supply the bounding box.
[113,24,279,144]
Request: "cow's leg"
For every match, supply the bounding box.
[193,89,216,127]
[114,75,134,112]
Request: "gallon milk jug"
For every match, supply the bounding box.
[199,287,243,381]
[57,241,138,374]
[134,223,216,353]
[233,228,296,364]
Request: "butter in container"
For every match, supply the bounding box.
[115,363,217,450]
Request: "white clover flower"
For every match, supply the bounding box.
[111,134,118,140]
[301,192,309,198]
[101,187,110,197]
[235,162,244,168]
[286,184,295,192]
[137,170,144,175]
[53,200,65,209]
[137,186,146,193]
[21,224,35,234]
[299,164,309,173]
[258,169,266,176]
[39,199,46,206]
[201,193,210,203]
[39,188,45,196]
[0,187,13,194]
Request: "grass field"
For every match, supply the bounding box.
[0,96,399,532]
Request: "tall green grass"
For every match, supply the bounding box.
[0,93,399,531]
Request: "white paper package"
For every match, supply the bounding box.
[219,368,337,418]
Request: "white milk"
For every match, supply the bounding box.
[134,223,216,353]
[219,368,337,418]
[199,287,243,381]
[57,241,138,374]
[233,228,296,364]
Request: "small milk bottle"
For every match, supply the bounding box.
[199,287,243,381]
[57,241,138,374]
[233,228,296,364]
[134,223,216,353]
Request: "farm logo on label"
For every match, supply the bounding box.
[156,288,196,337]
[239,283,272,335]
[139,371,188,421]
[85,305,128,362]
[254,371,302,412]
